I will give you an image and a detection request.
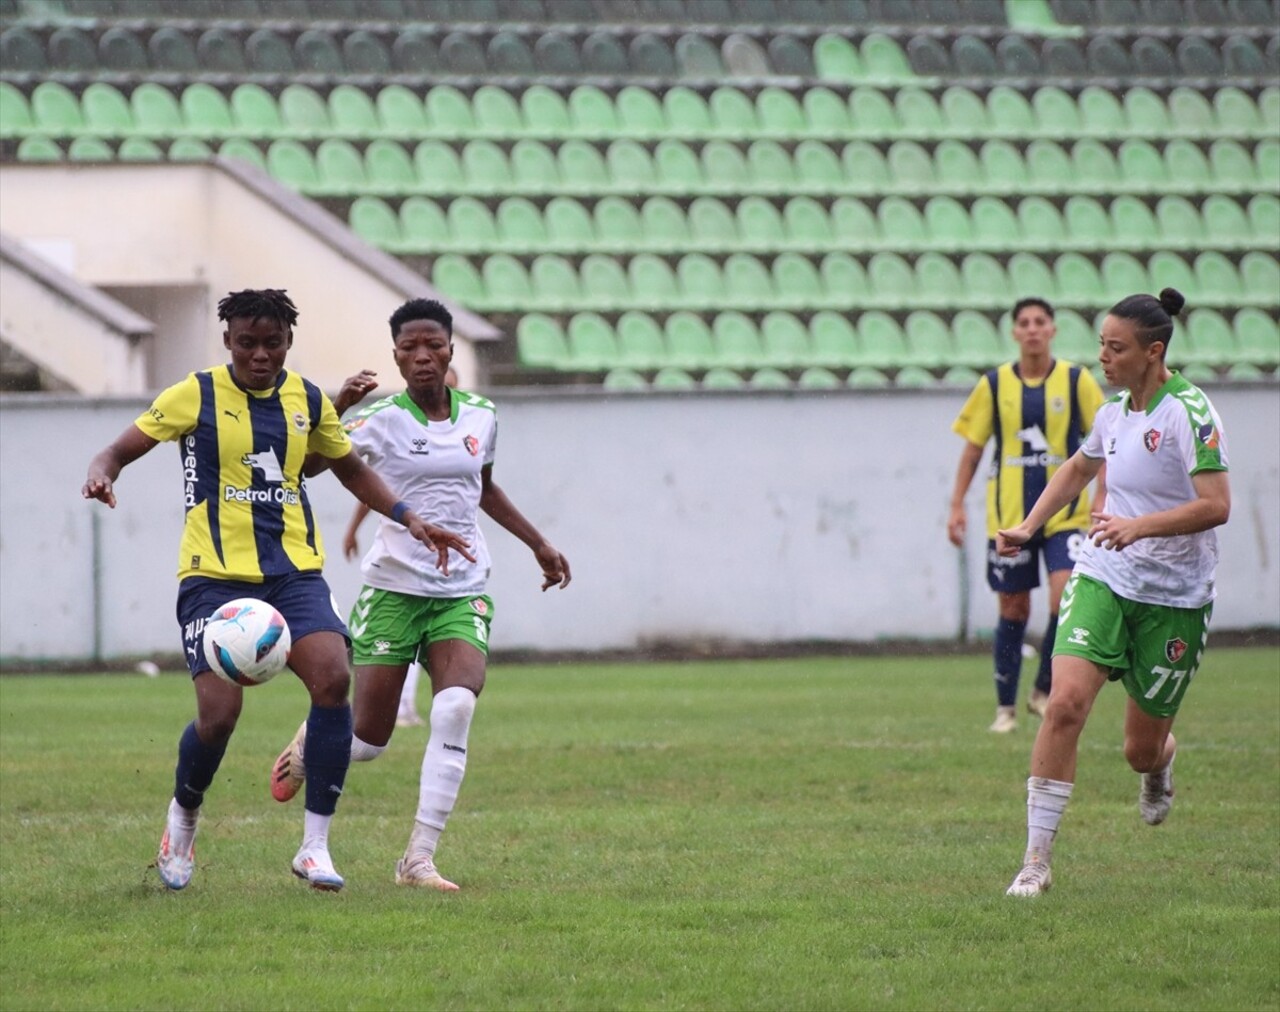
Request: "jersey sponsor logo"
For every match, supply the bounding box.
[410,437,430,456]
[148,407,165,421]
[1017,424,1049,451]
[224,484,301,505]
[463,435,479,456]
[1165,638,1188,664]
[243,448,284,481]
[1066,626,1091,647]
[1197,423,1219,449]
[182,434,199,506]
[191,554,201,570]
[1143,428,1162,453]
[1004,451,1066,468]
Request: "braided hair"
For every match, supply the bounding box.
[216,289,299,328]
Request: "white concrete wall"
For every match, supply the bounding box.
[1,386,1276,663]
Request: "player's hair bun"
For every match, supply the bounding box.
[1158,288,1186,318]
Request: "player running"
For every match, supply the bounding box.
[269,297,571,890]
[998,288,1230,897]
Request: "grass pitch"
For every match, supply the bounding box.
[1,649,1277,1011]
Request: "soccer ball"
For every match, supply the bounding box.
[202,598,291,686]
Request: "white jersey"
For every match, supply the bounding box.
[1076,373,1228,608]
[344,388,497,598]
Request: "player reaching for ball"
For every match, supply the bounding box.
[269,297,571,891]
[81,289,473,893]
[998,289,1230,898]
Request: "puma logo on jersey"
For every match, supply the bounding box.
[223,409,242,422]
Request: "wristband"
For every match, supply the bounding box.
[390,501,410,525]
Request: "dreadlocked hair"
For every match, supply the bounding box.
[217,289,299,327]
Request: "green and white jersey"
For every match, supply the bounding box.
[344,388,497,597]
[1077,373,1228,608]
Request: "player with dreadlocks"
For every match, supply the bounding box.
[83,288,475,894]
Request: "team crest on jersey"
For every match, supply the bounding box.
[291,412,308,434]
[470,598,488,616]
[1197,423,1219,449]
[1143,429,1162,453]
[463,435,479,456]
[1164,638,1188,664]
[1050,396,1065,414]
[343,417,365,432]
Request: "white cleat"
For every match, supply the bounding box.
[1140,753,1176,826]
[1026,689,1050,718]
[291,845,344,892]
[1006,858,1053,897]
[156,799,198,890]
[395,854,459,891]
[989,706,1017,733]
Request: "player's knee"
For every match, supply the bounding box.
[196,712,238,744]
[308,664,351,707]
[1123,736,1165,773]
[430,685,477,736]
[1042,691,1088,735]
[998,594,1031,623]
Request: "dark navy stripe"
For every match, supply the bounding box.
[246,383,295,576]
[299,377,324,554]
[193,371,225,568]
[1021,372,1048,519]
[1065,365,1084,519]
[985,369,1002,525]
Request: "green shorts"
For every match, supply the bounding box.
[349,586,493,666]
[1054,572,1212,719]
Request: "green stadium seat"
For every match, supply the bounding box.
[1121,88,1171,141]
[566,313,620,370]
[848,86,897,138]
[1017,197,1066,248]
[373,86,426,138]
[1204,138,1253,193]
[651,366,699,390]
[1078,86,1126,139]
[315,138,366,194]
[391,27,437,74]
[675,32,725,77]
[1030,87,1080,139]
[904,311,954,367]
[914,253,965,308]
[462,139,512,192]
[279,85,330,140]
[217,138,266,171]
[923,196,974,251]
[664,312,716,369]
[861,32,912,82]
[627,254,679,309]
[230,84,281,140]
[118,138,164,162]
[438,31,487,76]
[1176,35,1223,76]
[542,196,592,251]
[769,32,815,76]
[1146,251,1197,300]
[615,311,667,370]
[591,196,640,252]
[603,367,649,391]
[517,313,570,370]
[831,197,878,250]
[756,87,805,139]
[487,31,535,76]
[820,251,871,308]
[414,140,463,193]
[708,87,758,138]
[1064,196,1113,251]
[518,86,570,140]
[1193,251,1243,307]
[349,196,402,249]
[737,197,786,251]
[168,137,214,161]
[1257,86,1279,137]
[985,86,1035,138]
[176,84,230,140]
[908,35,953,76]
[81,84,132,137]
[616,87,664,140]
[266,139,319,191]
[1053,310,1097,363]
[580,255,631,311]
[295,29,344,75]
[783,196,833,250]
[1100,252,1150,298]
[1167,88,1216,139]
[365,139,415,193]
[804,87,851,137]
[886,140,935,193]
[425,87,473,137]
[529,254,581,311]
[809,311,861,367]
[126,84,182,139]
[48,27,97,72]
[568,86,617,139]
[977,140,1028,195]
[894,86,944,141]
[1240,252,1280,303]
[747,139,796,192]
[1108,196,1158,244]
[1,26,47,73]
[876,196,927,250]
[1248,194,1280,246]
[962,252,1013,307]
[939,86,989,137]
[1026,140,1072,194]
[867,252,915,308]
[689,197,737,249]
[846,366,890,387]
[494,197,546,253]
[797,366,842,389]
[1253,137,1279,185]
[245,28,294,74]
[724,253,776,310]
[996,34,1041,76]
[556,140,607,193]
[676,254,725,309]
[640,196,690,252]
[933,141,981,195]
[399,197,449,252]
[841,141,890,194]
[1116,139,1166,193]
[1234,308,1280,366]
[506,139,556,194]
[747,366,791,390]
[604,140,656,193]
[952,310,1004,368]
[447,196,498,251]
[1182,309,1238,367]
[722,33,771,77]
[1071,139,1119,193]
[813,33,863,81]
[67,136,113,161]
[344,29,392,74]
[952,34,999,77]
[1212,87,1261,137]
[30,82,83,137]
[472,87,522,138]
[1155,195,1204,248]
[1162,139,1211,194]
[772,252,825,309]
[795,140,845,192]
[700,366,745,390]
[970,197,1020,251]
[652,139,702,194]
[1006,252,1056,302]
[1054,252,1105,305]
[760,311,810,367]
[1202,195,1252,248]
[1132,36,1177,77]
[0,83,33,138]
[532,30,581,76]
[711,312,765,370]
[858,311,909,368]
[942,365,982,386]
[701,140,749,193]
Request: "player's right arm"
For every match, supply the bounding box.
[82,425,160,508]
[946,440,985,547]
[947,377,993,548]
[996,450,1103,556]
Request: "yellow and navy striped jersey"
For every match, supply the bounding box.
[952,360,1104,538]
[135,365,352,581]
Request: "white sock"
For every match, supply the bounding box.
[303,809,332,851]
[1025,776,1073,863]
[350,735,386,763]
[168,798,198,852]
[400,662,422,713]
[410,686,477,858]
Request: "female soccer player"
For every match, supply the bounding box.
[996,288,1230,897]
[270,298,571,890]
[82,289,472,893]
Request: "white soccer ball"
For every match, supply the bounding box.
[202,597,291,686]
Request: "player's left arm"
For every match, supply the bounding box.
[1088,469,1230,551]
[479,466,571,590]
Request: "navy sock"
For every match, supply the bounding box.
[304,703,352,816]
[993,618,1026,707]
[173,721,227,811]
[1036,616,1059,694]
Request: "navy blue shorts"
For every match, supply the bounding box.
[176,571,349,677]
[986,529,1084,594]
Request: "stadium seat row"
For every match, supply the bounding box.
[1050,0,1277,28]
[430,249,1280,314]
[349,193,1279,257]
[516,306,1279,373]
[5,80,1276,143]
